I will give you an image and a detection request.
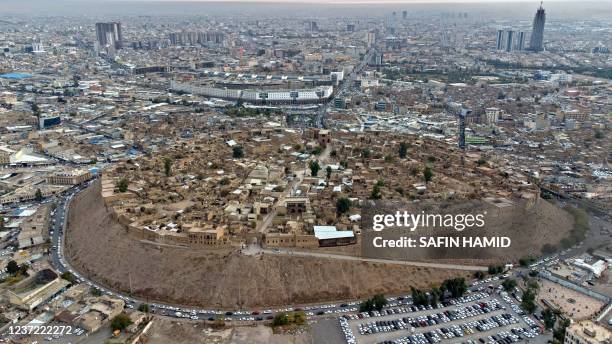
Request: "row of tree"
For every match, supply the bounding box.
[411,277,468,307]
[359,294,388,313]
[5,260,29,277]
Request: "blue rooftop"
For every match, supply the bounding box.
[0,73,33,79]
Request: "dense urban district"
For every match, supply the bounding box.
[0,1,610,344]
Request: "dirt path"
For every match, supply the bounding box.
[245,244,487,271]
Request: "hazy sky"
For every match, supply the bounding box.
[2,0,611,18]
[87,0,610,2]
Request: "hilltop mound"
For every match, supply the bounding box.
[65,181,469,308]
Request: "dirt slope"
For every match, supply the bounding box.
[65,181,469,308]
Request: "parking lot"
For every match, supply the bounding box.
[339,292,542,344]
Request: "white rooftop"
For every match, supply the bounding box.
[313,225,354,240]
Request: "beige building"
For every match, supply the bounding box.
[0,147,11,165]
[46,169,93,185]
[0,185,67,204]
[186,226,228,247]
[564,320,611,344]
[18,206,50,249]
[76,296,125,332]
[263,232,319,248]
[7,270,71,311]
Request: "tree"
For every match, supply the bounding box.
[372,294,388,311]
[326,166,332,179]
[541,243,557,255]
[111,313,133,332]
[6,260,19,275]
[476,158,487,166]
[542,308,556,330]
[232,146,244,159]
[370,183,382,200]
[359,299,375,313]
[35,188,43,202]
[430,287,443,305]
[138,304,150,313]
[441,278,467,298]
[553,318,571,342]
[527,278,540,291]
[91,287,103,297]
[336,197,351,215]
[213,315,225,328]
[399,142,408,159]
[292,311,306,325]
[474,271,485,280]
[488,265,504,274]
[18,263,29,276]
[309,160,321,177]
[163,157,172,177]
[361,148,371,159]
[411,287,429,306]
[61,271,75,283]
[272,313,289,326]
[502,278,517,292]
[519,257,534,267]
[521,288,537,314]
[117,178,129,193]
[423,167,433,184]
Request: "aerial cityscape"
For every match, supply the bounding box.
[0,0,610,343]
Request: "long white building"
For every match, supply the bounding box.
[170,80,333,104]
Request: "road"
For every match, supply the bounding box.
[243,244,487,271]
[315,48,376,128]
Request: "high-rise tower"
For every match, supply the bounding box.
[95,22,123,50]
[496,29,505,50]
[529,2,546,52]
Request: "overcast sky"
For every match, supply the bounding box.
[2,0,611,18]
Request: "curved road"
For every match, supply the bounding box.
[47,180,521,324]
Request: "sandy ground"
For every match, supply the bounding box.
[144,317,311,344]
[539,279,606,320]
[65,181,470,309]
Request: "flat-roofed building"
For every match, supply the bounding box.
[187,226,228,247]
[284,197,309,216]
[76,296,125,332]
[6,269,70,311]
[313,225,356,247]
[46,169,93,186]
